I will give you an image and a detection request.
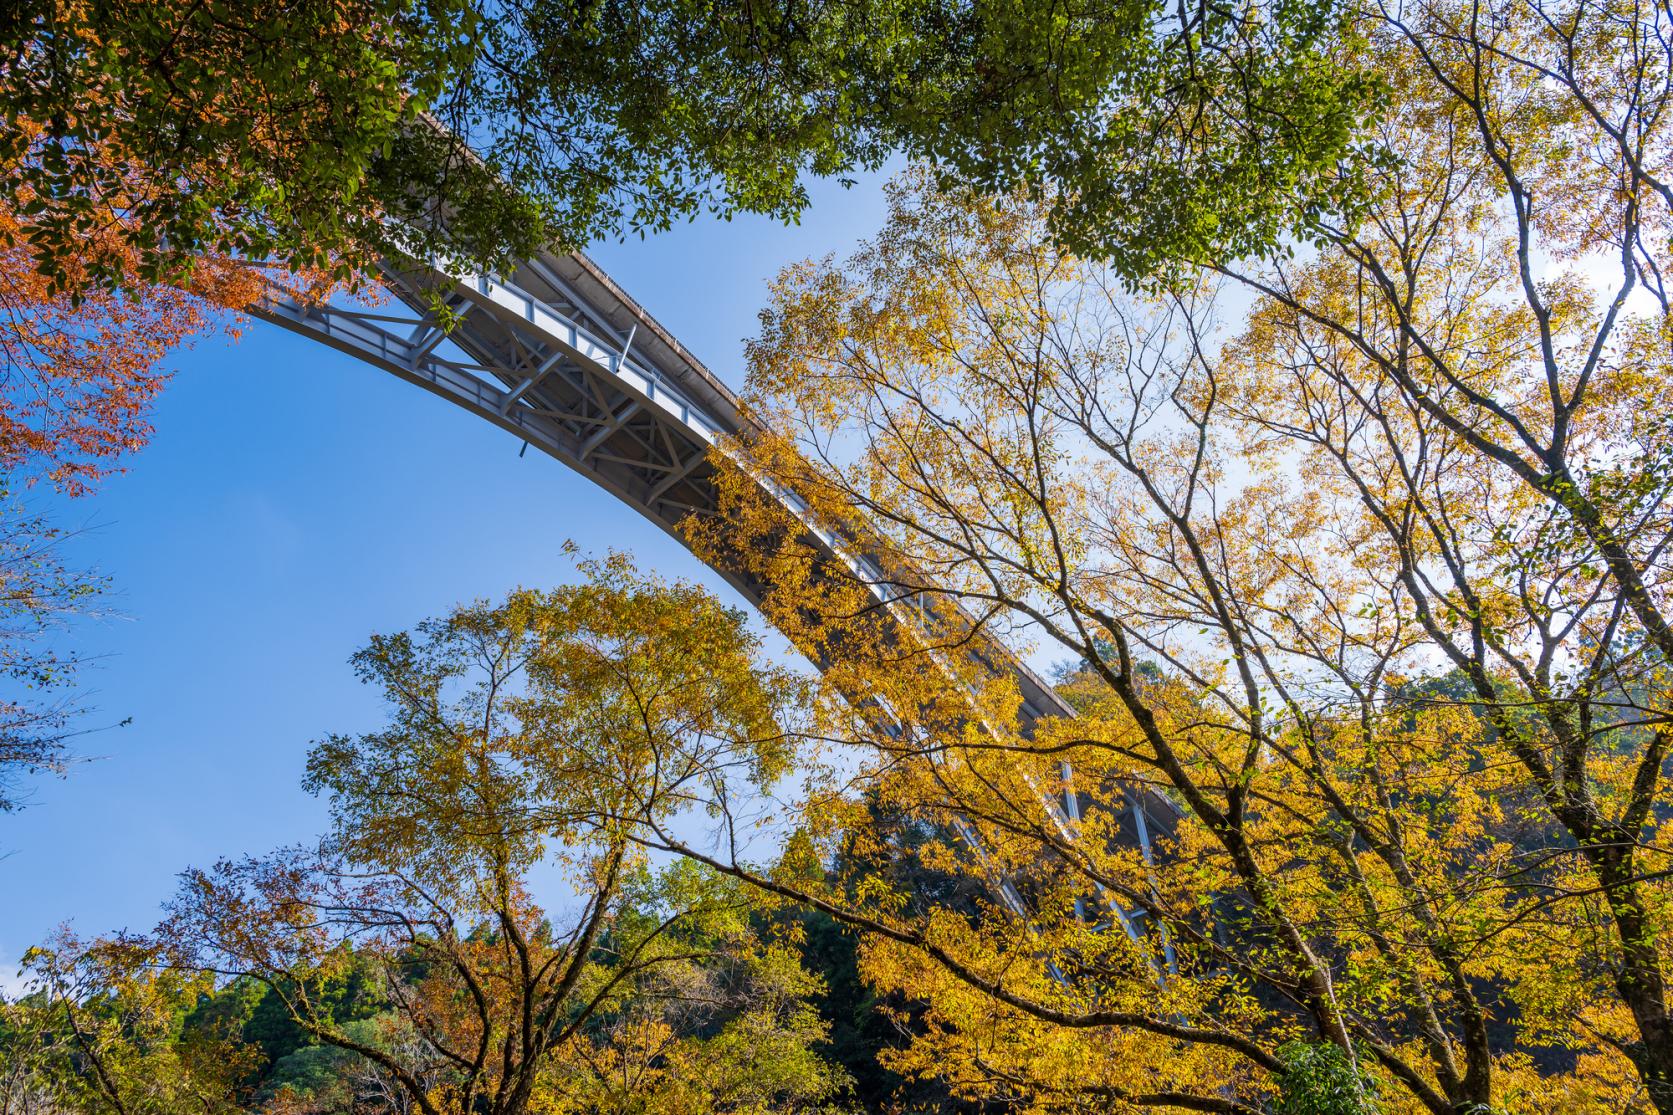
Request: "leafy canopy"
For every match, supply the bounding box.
[4,0,1378,294]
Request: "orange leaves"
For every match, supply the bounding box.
[0,106,358,494]
[0,167,262,494]
[0,4,402,495]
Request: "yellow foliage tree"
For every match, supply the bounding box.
[155,556,849,1115]
[655,0,1673,1105]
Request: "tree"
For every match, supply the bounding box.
[0,932,256,1115]
[652,128,1673,1110]
[1212,0,1673,1102]
[159,556,849,1115]
[0,151,268,811]
[0,494,105,815]
[0,167,263,494]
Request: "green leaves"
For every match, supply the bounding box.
[1272,1041,1384,1115]
[6,0,1377,296]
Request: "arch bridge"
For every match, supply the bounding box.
[254,251,1173,944]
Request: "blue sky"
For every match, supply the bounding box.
[0,170,898,970]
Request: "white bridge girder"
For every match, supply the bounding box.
[253,249,1174,949]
